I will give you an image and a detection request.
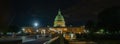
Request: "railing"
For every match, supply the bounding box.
[44,34,69,44]
[44,36,59,44]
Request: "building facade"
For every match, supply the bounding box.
[22,10,86,36]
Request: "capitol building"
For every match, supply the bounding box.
[22,10,86,39]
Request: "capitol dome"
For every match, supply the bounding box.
[54,10,66,27]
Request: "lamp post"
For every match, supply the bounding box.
[33,22,39,39]
[33,22,39,33]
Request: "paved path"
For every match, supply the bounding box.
[69,41,96,44]
[23,37,51,44]
[68,39,96,44]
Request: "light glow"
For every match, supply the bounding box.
[34,22,39,27]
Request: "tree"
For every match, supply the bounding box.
[97,6,120,33]
[8,25,20,33]
[85,20,97,33]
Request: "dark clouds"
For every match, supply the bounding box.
[63,0,117,25]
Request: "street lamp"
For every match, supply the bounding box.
[34,22,39,27]
[33,22,39,33]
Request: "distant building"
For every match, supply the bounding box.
[22,10,86,35]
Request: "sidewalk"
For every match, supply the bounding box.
[69,39,96,44]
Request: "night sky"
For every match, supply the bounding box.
[0,0,118,27]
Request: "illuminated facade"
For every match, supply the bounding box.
[54,10,66,27]
[22,10,86,39]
